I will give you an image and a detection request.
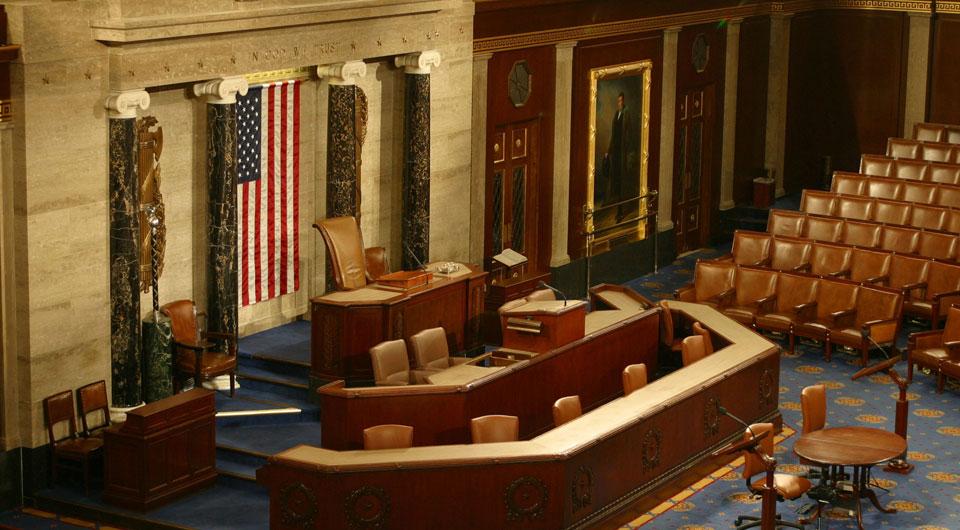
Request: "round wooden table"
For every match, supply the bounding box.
[793,426,906,529]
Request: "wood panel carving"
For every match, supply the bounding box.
[280,483,318,528]
[641,427,662,472]
[571,465,594,512]
[345,486,390,528]
[504,476,548,521]
[137,116,164,293]
[703,396,720,437]
[759,368,775,408]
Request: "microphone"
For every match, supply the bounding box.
[404,243,426,271]
[718,404,758,442]
[536,281,568,307]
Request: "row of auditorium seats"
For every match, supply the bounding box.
[721,230,960,329]
[768,209,960,257]
[800,190,960,233]
[831,171,960,208]
[42,380,110,494]
[914,122,960,144]
[908,304,960,393]
[859,155,960,185]
[360,363,651,449]
[675,261,903,364]
[370,327,475,386]
[887,137,960,164]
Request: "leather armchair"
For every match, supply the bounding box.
[903,181,937,204]
[802,216,843,243]
[658,300,683,356]
[736,423,815,529]
[552,395,582,427]
[801,191,836,217]
[755,273,819,353]
[370,339,416,386]
[622,364,648,396]
[767,210,805,238]
[809,244,852,279]
[874,201,911,225]
[76,380,110,438]
[848,249,891,285]
[910,205,947,231]
[903,260,960,329]
[829,285,903,365]
[681,335,707,366]
[674,260,736,308]
[836,195,874,221]
[867,180,903,201]
[363,424,414,450]
[160,300,237,397]
[794,280,859,360]
[727,231,772,266]
[722,267,778,328]
[314,215,390,291]
[919,232,960,262]
[907,305,960,392]
[470,415,519,443]
[692,322,714,356]
[769,239,812,273]
[409,327,470,371]
[880,225,920,254]
[842,220,881,247]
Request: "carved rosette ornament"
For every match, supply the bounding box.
[759,368,775,408]
[703,396,721,437]
[504,476,549,521]
[571,465,594,512]
[279,482,318,528]
[345,485,390,528]
[641,427,663,472]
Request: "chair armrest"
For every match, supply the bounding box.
[463,352,494,366]
[793,301,817,320]
[900,281,927,297]
[933,289,960,301]
[792,263,812,273]
[172,339,210,352]
[862,274,889,285]
[755,294,778,314]
[674,284,696,301]
[909,330,944,351]
[829,308,857,328]
[829,269,851,279]
[709,288,737,308]
[860,318,898,339]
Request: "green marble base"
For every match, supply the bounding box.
[142,313,173,403]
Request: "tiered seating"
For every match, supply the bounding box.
[887,137,960,164]
[860,155,960,184]
[799,190,960,232]
[768,209,960,250]
[830,172,960,208]
[913,122,960,144]
[675,261,902,364]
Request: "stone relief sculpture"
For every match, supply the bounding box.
[137,116,165,294]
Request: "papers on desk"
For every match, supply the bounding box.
[492,248,527,268]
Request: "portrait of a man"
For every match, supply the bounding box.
[592,75,644,224]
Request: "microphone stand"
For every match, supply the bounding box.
[536,281,568,307]
[712,405,778,530]
[851,355,914,474]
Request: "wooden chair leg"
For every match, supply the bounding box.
[230,373,236,397]
[907,359,914,382]
[937,370,944,394]
[788,329,795,353]
[861,344,868,366]
[824,338,832,362]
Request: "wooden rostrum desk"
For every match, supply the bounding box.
[310,265,487,382]
[259,302,782,529]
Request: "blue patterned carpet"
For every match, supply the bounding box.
[622,248,960,530]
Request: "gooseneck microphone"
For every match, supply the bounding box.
[404,243,426,271]
[718,404,758,442]
[536,281,568,307]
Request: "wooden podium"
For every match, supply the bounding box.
[500,300,587,353]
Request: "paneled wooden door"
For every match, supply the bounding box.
[673,85,715,254]
[485,118,541,263]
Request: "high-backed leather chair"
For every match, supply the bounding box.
[919,231,959,261]
[842,220,881,247]
[681,335,707,366]
[888,138,921,159]
[734,423,813,529]
[658,300,684,356]
[903,260,960,329]
[722,267,778,327]
[692,322,714,356]
[800,191,836,216]
[910,205,947,231]
[848,248,891,285]
[363,424,414,450]
[830,285,903,365]
[831,173,865,195]
[674,261,736,308]
[915,122,946,142]
[370,339,414,386]
[800,384,827,434]
[946,210,960,234]
[930,163,960,185]
[893,159,929,181]
[470,415,519,443]
[809,244,851,278]
[76,380,110,438]
[935,186,960,209]
[756,273,819,353]
[836,196,874,221]
[907,305,960,391]
[795,280,859,360]
[160,300,237,396]
[552,395,582,427]
[409,327,469,371]
[802,216,843,243]
[44,390,103,494]
[314,216,389,291]
[920,142,957,163]
[879,225,920,254]
[622,364,648,396]
[861,155,894,177]
[769,239,811,272]
[903,181,937,204]
[867,179,903,201]
[767,210,805,238]
[729,231,771,266]
[888,254,930,299]
[874,200,912,225]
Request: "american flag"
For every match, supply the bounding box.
[236,80,300,307]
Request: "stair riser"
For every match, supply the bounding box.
[216,411,311,428]
[235,377,309,402]
[237,356,310,380]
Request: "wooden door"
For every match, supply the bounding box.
[673,85,715,254]
[486,118,541,264]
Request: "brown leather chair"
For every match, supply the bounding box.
[903,181,937,204]
[795,279,859,360]
[160,300,237,396]
[681,335,707,366]
[946,210,960,234]
[920,142,958,163]
[860,154,894,177]
[879,225,920,254]
[769,239,811,273]
[893,159,929,181]
[887,254,930,300]
[930,163,960,185]
[831,173,866,195]
[44,390,103,494]
[939,359,960,394]
[874,200,912,225]
[692,321,714,356]
[76,380,110,438]
[867,179,904,201]
[736,423,813,529]
[409,327,469,371]
[836,196,874,221]
[802,216,843,243]
[910,205,948,231]
[363,245,390,282]
[907,305,960,391]
[470,415,519,443]
[674,260,736,308]
[552,395,582,427]
[935,186,960,209]
[363,424,414,450]
[622,364,648,396]
[842,220,881,248]
[756,272,819,353]
[915,122,946,142]
[848,248,891,285]
[830,285,903,365]
[370,339,414,386]
[808,243,851,278]
[800,384,827,435]
[729,231,772,266]
[767,210,805,238]
[658,300,684,356]
[314,216,389,290]
[919,231,959,261]
[903,260,960,329]
[722,267,778,327]
[800,191,836,217]
[888,138,921,159]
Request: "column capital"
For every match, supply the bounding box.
[104,89,150,119]
[664,26,682,35]
[192,76,249,104]
[317,60,368,86]
[725,17,744,27]
[556,40,578,50]
[395,50,442,74]
[908,11,932,19]
[473,51,494,62]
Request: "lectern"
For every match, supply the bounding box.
[500,300,587,353]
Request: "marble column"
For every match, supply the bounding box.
[765,13,793,198]
[658,28,681,233]
[105,89,150,410]
[193,77,248,363]
[552,41,577,267]
[470,52,492,266]
[720,19,742,211]
[903,12,931,137]
[317,61,368,220]
[396,50,441,270]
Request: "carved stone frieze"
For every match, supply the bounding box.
[504,476,548,521]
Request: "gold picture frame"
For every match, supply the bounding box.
[585,60,652,246]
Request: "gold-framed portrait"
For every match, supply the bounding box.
[585,60,652,246]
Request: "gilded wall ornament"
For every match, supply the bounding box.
[345,485,390,528]
[504,476,548,521]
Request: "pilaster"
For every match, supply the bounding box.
[551,41,577,266]
[765,13,792,198]
[720,19,742,211]
[904,12,931,137]
[658,28,681,232]
[470,52,492,265]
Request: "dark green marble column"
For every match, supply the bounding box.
[205,102,239,340]
[326,84,360,219]
[107,90,149,409]
[141,313,173,403]
[396,51,440,270]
